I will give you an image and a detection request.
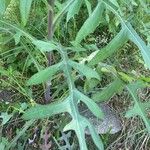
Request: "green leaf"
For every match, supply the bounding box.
[67,0,83,22]
[105,0,122,15]
[13,31,22,45]
[74,89,104,119]
[84,78,100,93]
[101,0,150,70]
[69,60,100,80]
[23,98,70,120]
[126,81,150,133]
[27,62,62,85]
[66,45,86,52]
[32,40,58,52]
[0,112,13,125]
[20,0,33,26]
[0,143,5,150]
[88,28,128,66]
[0,138,9,150]
[110,0,119,7]
[84,0,92,15]
[64,117,104,150]
[138,0,149,13]
[125,23,150,70]
[59,48,104,150]
[74,2,104,44]
[0,0,6,16]
[118,72,135,82]
[6,120,34,149]
[92,78,124,102]
[0,67,8,75]
[53,0,75,29]
[87,121,104,150]
[102,0,119,15]
[64,118,88,150]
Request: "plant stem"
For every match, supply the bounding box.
[44,0,55,103]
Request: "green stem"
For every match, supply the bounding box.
[59,46,80,121]
[59,47,75,91]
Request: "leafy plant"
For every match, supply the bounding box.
[23,44,104,149]
[126,81,150,132]
[0,0,150,149]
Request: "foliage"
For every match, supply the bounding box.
[0,0,150,149]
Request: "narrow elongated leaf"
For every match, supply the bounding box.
[87,121,104,150]
[75,89,104,119]
[84,78,100,93]
[125,23,150,69]
[7,120,34,149]
[67,0,83,22]
[102,0,150,70]
[0,137,8,150]
[0,112,13,125]
[53,0,75,29]
[0,143,5,150]
[107,0,123,15]
[102,0,119,15]
[88,28,128,66]
[32,40,58,52]
[69,60,100,80]
[139,0,149,13]
[20,0,33,26]
[74,2,104,44]
[0,0,5,15]
[27,62,62,85]
[92,78,124,102]
[84,0,92,15]
[13,31,22,45]
[126,81,150,133]
[23,98,70,120]
[110,0,119,7]
[66,45,86,52]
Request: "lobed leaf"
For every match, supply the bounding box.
[126,81,150,133]
[102,0,150,70]
[60,47,104,150]
[64,116,104,150]
[74,89,104,119]
[64,118,88,150]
